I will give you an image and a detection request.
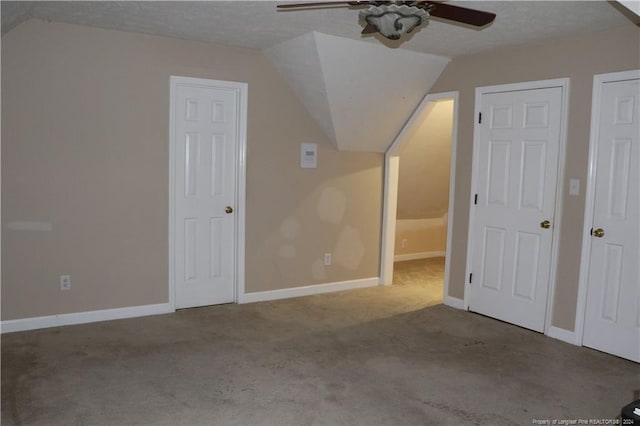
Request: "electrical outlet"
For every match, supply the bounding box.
[60,275,71,291]
[401,239,408,249]
[324,253,332,266]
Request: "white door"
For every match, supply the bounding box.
[582,75,639,362]
[171,77,242,309]
[469,85,564,332]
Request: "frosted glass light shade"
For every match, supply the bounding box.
[360,4,429,40]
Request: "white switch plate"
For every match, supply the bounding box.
[324,253,332,266]
[569,178,580,196]
[301,143,317,169]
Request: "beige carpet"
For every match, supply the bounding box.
[392,257,445,302]
[3,257,638,425]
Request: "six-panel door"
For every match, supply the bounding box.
[173,82,238,309]
[470,86,563,332]
[583,77,640,362]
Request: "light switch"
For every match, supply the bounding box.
[569,179,580,196]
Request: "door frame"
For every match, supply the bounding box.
[464,78,570,335]
[380,91,459,306]
[168,75,248,309]
[574,69,640,345]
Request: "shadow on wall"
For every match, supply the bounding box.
[394,99,453,261]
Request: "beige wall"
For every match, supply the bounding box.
[431,25,640,331]
[396,100,453,220]
[394,100,452,257]
[394,218,447,257]
[1,20,383,320]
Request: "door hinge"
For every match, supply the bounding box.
[478,112,482,124]
[469,273,473,284]
[474,194,478,205]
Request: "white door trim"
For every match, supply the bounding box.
[168,76,248,309]
[575,69,640,346]
[380,91,459,305]
[465,78,570,335]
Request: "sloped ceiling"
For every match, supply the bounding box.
[1,1,635,152]
[264,32,450,152]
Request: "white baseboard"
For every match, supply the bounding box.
[239,277,379,304]
[1,303,174,334]
[394,251,445,262]
[396,216,447,231]
[443,295,465,310]
[546,325,580,346]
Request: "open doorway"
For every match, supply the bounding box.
[380,92,458,306]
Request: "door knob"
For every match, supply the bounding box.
[225,206,233,214]
[592,228,605,238]
[540,220,551,229]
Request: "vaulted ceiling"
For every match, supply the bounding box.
[2,1,637,152]
[264,32,449,151]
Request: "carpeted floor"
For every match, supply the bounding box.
[391,257,445,298]
[2,258,638,425]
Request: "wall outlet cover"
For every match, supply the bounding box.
[60,275,71,291]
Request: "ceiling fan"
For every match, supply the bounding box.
[277,1,496,41]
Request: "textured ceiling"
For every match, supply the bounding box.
[1,1,636,58]
[2,1,636,154]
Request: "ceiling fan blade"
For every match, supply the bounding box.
[277,1,365,9]
[427,2,496,27]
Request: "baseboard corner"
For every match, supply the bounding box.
[546,325,579,346]
[443,296,465,310]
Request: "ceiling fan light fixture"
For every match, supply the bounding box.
[359,4,429,40]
